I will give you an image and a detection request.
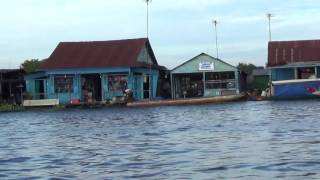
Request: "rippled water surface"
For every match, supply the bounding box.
[1,100,320,179]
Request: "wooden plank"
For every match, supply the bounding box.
[23,99,59,107]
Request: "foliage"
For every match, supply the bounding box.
[23,93,33,100]
[0,104,24,112]
[20,59,45,73]
[53,104,66,110]
[237,63,257,75]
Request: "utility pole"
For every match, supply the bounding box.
[213,20,219,59]
[144,0,152,99]
[145,0,151,38]
[267,13,273,41]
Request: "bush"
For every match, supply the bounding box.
[23,93,33,100]
[53,104,66,110]
[0,104,25,112]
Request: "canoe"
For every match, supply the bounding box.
[127,94,246,107]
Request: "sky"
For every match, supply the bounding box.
[0,0,320,69]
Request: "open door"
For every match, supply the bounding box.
[143,76,150,99]
[81,74,102,102]
[35,80,45,99]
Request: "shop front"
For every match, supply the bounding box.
[171,53,240,99]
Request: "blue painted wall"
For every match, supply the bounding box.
[271,68,295,81]
[25,67,160,103]
[274,81,320,98]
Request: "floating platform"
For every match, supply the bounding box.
[127,94,246,107]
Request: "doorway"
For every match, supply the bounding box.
[143,75,151,99]
[35,80,44,99]
[174,73,204,98]
[81,74,102,102]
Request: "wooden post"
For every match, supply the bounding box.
[0,73,2,102]
[203,72,206,97]
[315,66,318,79]
[294,68,298,79]
[170,73,174,99]
[235,71,239,94]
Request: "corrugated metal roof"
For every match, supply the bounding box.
[268,40,320,67]
[41,38,159,70]
[252,68,270,76]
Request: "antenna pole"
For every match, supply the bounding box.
[145,0,152,99]
[267,13,273,41]
[213,20,219,58]
[147,1,149,38]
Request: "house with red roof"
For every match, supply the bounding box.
[268,40,320,98]
[25,38,168,104]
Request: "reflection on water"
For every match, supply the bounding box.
[1,100,320,179]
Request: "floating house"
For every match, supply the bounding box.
[268,40,320,98]
[170,53,241,99]
[25,38,167,104]
[0,69,25,104]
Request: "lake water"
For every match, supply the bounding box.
[1,100,320,179]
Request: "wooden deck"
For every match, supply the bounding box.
[127,94,246,107]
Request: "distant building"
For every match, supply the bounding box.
[0,69,25,104]
[268,40,320,98]
[251,68,270,92]
[170,53,242,99]
[25,38,168,104]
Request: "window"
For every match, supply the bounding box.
[205,72,236,90]
[108,75,128,92]
[297,67,315,79]
[54,76,73,93]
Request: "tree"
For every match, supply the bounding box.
[20,59,44,73]
[237,63,257,75]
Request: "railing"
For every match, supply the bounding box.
[205,79,236,90]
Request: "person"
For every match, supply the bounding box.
[124,88,133,102]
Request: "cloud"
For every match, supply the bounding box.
[0,0,320,68]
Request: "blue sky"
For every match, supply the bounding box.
[1,0,320,69]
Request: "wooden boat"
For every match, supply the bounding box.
[127,94,246,107]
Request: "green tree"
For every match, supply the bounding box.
[237,63,257,75]
[20,59,44,73]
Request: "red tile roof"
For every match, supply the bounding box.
[268,40,320,67]
[41,38,159,70]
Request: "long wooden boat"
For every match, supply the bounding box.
[126,94,246,107]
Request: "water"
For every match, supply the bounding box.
[1,100,320,179]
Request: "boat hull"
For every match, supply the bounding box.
[272,79,320,99]
[127,94,245,107]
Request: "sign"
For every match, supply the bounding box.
[199,61,214,71]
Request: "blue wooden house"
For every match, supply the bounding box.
[170,53,241,99]
[25,38,167,104]
[268,40,320,99]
